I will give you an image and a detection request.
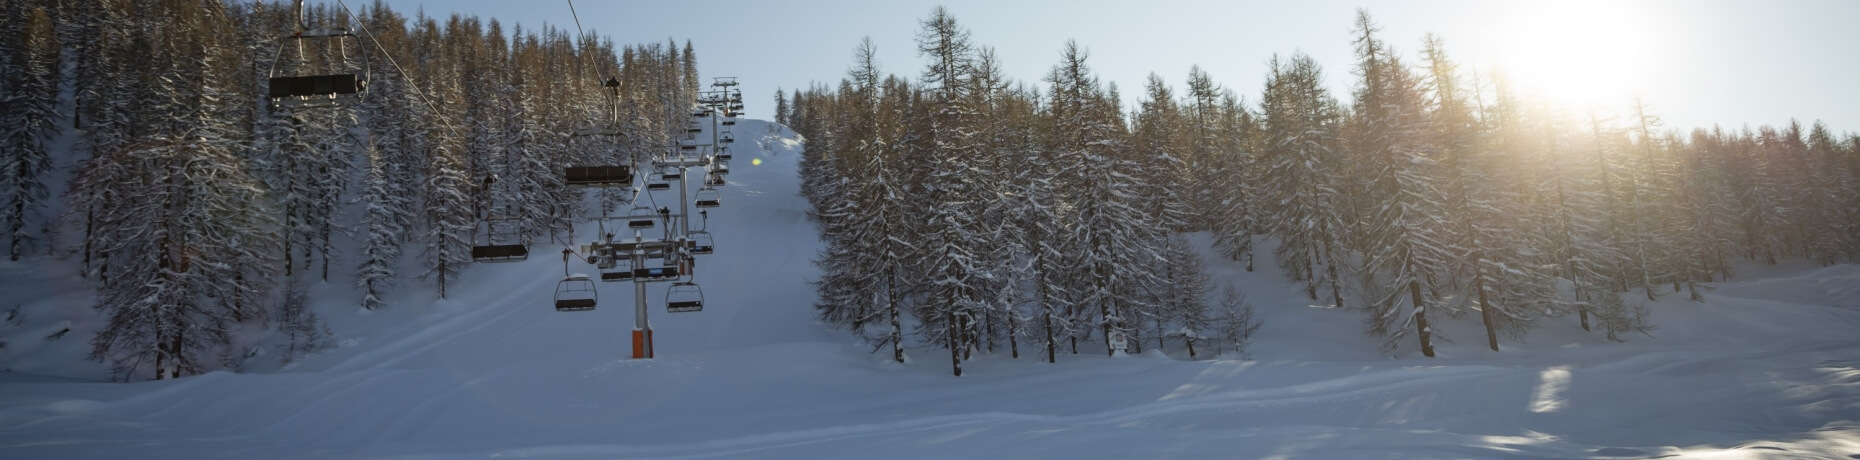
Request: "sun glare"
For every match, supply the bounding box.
[1496,1,1648,108]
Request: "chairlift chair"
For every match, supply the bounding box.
[667,282,704,313]
[660,172,682,182]
[627,205,658,229]
[267,1,367,109]
[565,166,633,187]
[646,181,671,191]
[705,174,726,187]
[470,217,529,262]
[695,188,721,208]
[554,274,598,311]
[689,231,714,255]
[600,257,635,282]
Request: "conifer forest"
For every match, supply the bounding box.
[2,2,1859,458]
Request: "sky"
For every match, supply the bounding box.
[326,0,1860,134]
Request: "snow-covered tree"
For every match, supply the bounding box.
[1257,52,1349,308]
[1,6,59,261]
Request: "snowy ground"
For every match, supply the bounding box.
[2,119,1858,459]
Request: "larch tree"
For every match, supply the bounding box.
[1,6,60,261]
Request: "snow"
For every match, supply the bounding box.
[1,119,1858,458]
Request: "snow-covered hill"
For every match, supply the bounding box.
[1,119,1857,459]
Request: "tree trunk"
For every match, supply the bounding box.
[1009,313,1019,359]
[949,311,962,377]
[1411,280,1434,357]
[1478,273,1498,352]
[1044,309,1055,363]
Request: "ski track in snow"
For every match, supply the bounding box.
[2,119,1859,459]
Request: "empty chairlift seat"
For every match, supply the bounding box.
[554,275,598,311]
[667,282,704,313]
[627,206,658,229]
[565,166,633,186]
[470,243,528,262]
[695,188,721,208]
[471,217,529,262]
[689,232,714,254]
[600,257,635,282]
[646,181,671,191]
[268,74,364,107]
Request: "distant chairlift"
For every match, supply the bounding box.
[598,255,635,282]
[695,187,721,208]
[646,180,671,191]
[565,166,633,187]
[554,274,597,311]
[721,118,736,126]
[667,282,704,313]
[470,217,528,262]
[689,231,714,255]
[627,205,658,229]
[705,174,726,187]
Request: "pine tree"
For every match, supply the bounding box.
[1,6,59,261]
[1257,52,1348,309]
[1214,283,1261,358]
[1346,10,1454,357]
[1157,234,1212,358]
[354,141,404,310]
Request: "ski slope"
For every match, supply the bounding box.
[2,119,1858,459]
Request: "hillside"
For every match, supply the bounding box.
[0,119,1855,459]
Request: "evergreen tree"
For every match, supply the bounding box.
[1346,10,1454,356]
[1257,52,1348,309]
[1,6,59,261]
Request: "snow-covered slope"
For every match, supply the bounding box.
[2,119,1858,459]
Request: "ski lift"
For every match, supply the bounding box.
[627,205,658,229]
[660,172,682,182]
[646,181,671,191]
[721,118,736,126]
[687,126,703,134]
[705,174,726,187]
[267,1,366,109]
[554,274,597,311]
[715,150,733,161]
[719,134,735,144]
[470,217,528,262]
[689,231,714,254]
[695,188,721,208]
[666,282,704,313]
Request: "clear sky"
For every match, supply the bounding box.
[330,0,1860,134]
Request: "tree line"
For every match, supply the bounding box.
[0,0,700,380]
[788,7,1860,376]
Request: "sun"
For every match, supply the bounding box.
[1495,1,1648,108]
